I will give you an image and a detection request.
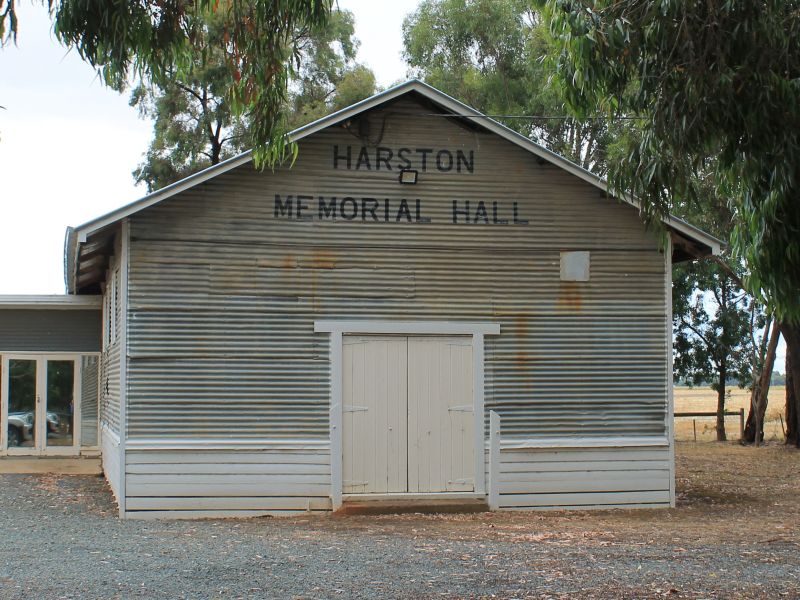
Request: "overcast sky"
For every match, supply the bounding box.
[0,1,787,369]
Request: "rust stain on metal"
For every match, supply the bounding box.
[308,249,338,270]
[557,281,583,312]
[256,255,297,268]
[282,253,297,269]
[299,249,338,313]
[509,312,534,390]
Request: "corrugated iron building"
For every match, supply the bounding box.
[11,81,721,517]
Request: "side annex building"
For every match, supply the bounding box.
[0,81,721,518]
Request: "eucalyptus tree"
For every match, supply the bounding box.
[403,0,612,173]
[547,0,800,445]
[130,8,376,192]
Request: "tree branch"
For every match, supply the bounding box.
[173,81,206,105]
[709,255,745,290]
[681,316,715,353]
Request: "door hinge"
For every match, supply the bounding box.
[448,478,474,485]
[343,480,369,486]
[448,405,473,412]
[343,405,369,413]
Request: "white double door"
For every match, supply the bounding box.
[342,336,475,494]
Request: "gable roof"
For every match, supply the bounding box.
[66,79,722,292]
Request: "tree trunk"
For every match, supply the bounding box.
[783,321,800,447]
[717,362,727,441]
[744,320,780,443]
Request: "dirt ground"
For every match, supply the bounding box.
[1,442,799,599]
[674,386,786,442]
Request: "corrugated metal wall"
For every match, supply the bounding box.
[99,256,122,436]
[81,355,99,447]
[126,97,667,441]
[0,309,101,352]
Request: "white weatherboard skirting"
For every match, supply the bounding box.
[488,411,501,510]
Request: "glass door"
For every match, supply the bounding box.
[3,357,39,453]
[2,356,79,455]
[45,360,76,449]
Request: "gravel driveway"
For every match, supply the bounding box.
[1,444,799,599]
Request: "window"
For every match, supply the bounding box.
[104,270,117,348]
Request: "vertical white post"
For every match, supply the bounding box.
[36,357,46,455]
[665,237,676,508]
[118,219,130,517]
[0,356,6,452]
[472,333,486,495]
[329,330,343,511]
[73,358,82,451]
[488,410,501,510]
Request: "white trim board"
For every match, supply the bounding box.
[124,439,331,451]
[314,321,500,335]
[665,236,676,507]
[118,220,130,518]
[494,436,670,450]
[0,351,100,357]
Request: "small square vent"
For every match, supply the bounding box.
[560,251,590,282]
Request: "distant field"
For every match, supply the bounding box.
[674,385,786,442]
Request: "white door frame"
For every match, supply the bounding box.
[314,321,500,510]
[0,353,85,456]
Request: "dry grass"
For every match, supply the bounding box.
[674,385,786,442]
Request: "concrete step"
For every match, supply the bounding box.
[337,497,489,515]
[0,457,102,475]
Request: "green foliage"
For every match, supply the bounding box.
[329,66,376,112]
[3,0,333,167]
[286,11,377,128]
[130,12,248,190]
[402,0,612,172]
[131,8,377,192]
[547,0,800,323]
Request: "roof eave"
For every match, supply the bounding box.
[0,295,102,309]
